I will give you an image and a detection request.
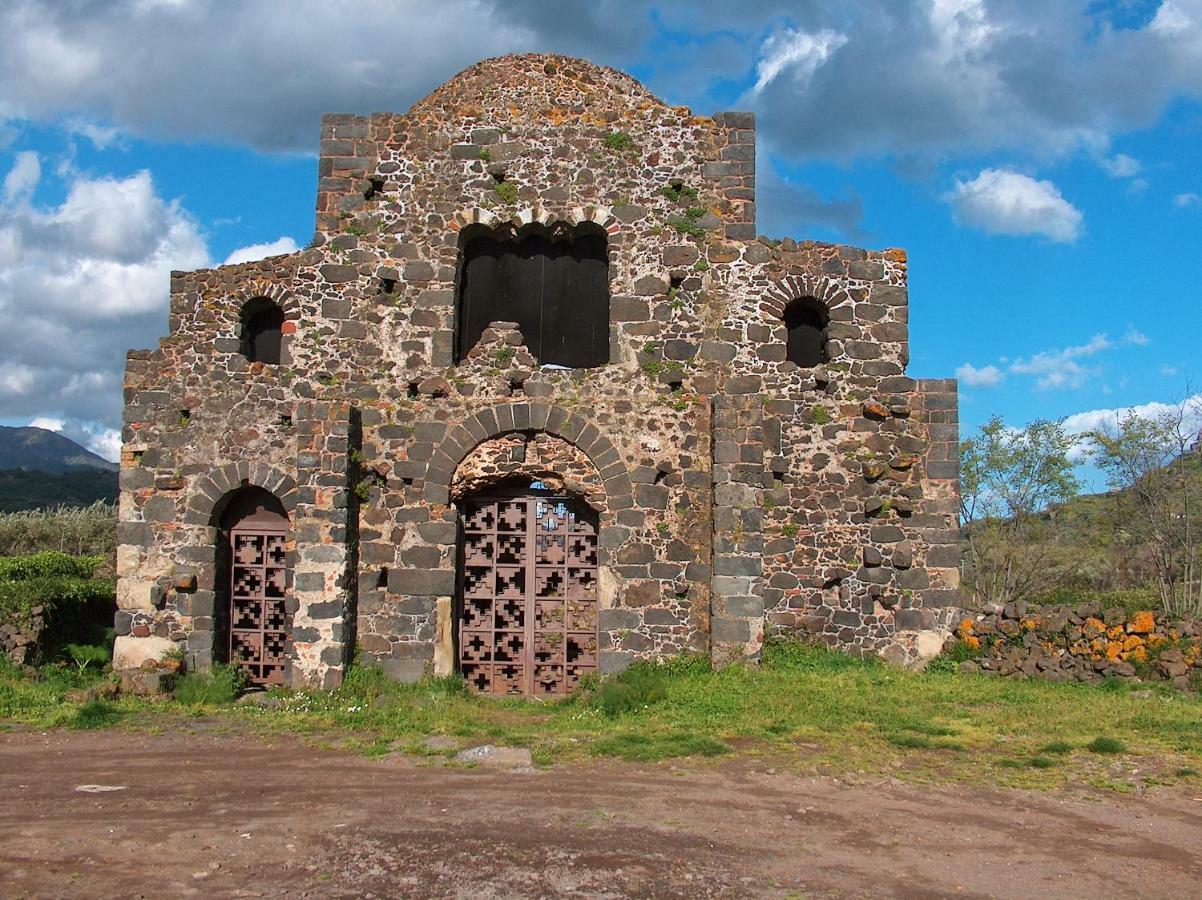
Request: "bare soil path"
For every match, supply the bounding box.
[1,726,1200,898]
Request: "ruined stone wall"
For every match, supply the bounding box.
[116,53,960,686]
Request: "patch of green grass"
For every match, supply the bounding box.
[1029,755,1057,769]
[71,700,120,730]
[1174,767,1199,777]
[590,731,730,761]
[172,665,245,706]
[1086,736,1127,754]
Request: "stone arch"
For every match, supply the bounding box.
[448,205,621,236]
[184,462,298,526]
[423,403,633,510]
[229,279,300,319]
[451,432,608,512]
[760,273,851,322]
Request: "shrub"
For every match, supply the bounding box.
[0,502,116,558]
[493,181,518,204]
[590,661,675,717]
[0,552,115,660]
[173,665,246,706]
[602,131,634,151]
[1087,735,1126,754]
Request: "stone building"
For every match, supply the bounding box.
[114,54,960,694]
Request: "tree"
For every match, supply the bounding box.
[960,416,1080,608]
[1089,397,1202,618]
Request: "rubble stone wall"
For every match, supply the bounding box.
[953,602,1202,687]
[116,54,960,686]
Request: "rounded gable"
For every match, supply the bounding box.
[408,53,669,124]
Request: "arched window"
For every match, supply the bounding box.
[456,225,609,368]
[782,297,829,368]
[240,297,285,365]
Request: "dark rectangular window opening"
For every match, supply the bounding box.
[455,224,610,368]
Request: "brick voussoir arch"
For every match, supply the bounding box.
[423,403,634,507]
[230,279,300,319]
[760,273,851,321]
[183,462,299,525]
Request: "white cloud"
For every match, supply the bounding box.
[948,169,1083,242]
[1061,393,1202,447]
[1122,327,1150,346]
[1101,153,1141,178]
[1174,191,1201,207]
[1008,334,1111,390]
[2,150,40,201]
[223,236,300,266]
[955,363,1004,387]
[0,1,1196,164]
[0,155,207,442]
[753,27,848,93]
[25,416,121,462]
[1150,1,1193,36]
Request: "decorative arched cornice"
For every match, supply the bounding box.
[760,273,851,321]
[447,205,621,236]
[183,462,299,526]
[423,403,633,508]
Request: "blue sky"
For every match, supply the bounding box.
[0,0,1200,485]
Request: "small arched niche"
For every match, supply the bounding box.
[782,297,829,368]
[455,222,610,368]
[239,297,285,365]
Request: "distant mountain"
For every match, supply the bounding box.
[0,426,118,474]
[0,469,118,513]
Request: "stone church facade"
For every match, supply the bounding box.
[114,55,960,693]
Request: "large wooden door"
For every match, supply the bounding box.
[458,496,599,696]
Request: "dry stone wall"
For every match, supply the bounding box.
[953,603,1202,687]
[116,54,960,687]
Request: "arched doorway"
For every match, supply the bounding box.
[458,485,599,696]
[217,486,291,686]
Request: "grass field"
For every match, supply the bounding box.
[3,640,1199,791]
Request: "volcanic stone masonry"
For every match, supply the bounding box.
[115,54,960,691]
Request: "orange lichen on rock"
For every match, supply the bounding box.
[1127,610,1156,634]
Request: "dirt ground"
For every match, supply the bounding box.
[1,726,1200,898]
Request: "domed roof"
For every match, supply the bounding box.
[409,54,669,123]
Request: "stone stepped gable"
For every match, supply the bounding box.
[116,53,960,693]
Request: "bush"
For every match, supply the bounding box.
[590,661,674,717]
[0,502,116,558]
[1087,735,1126,754]
[65,642,111,671]
[0,552,115,661]
[173,665,246,706]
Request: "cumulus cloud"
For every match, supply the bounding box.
[2,149,39,201]
[223,236,300,266]
[27,416,121,462]
[948,169,1083,242]
[0,151,208,451]
[1059,393,1202,461]
[0,1,1199,163]
[1174,191,1201,207]
[955,363,1004,387]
